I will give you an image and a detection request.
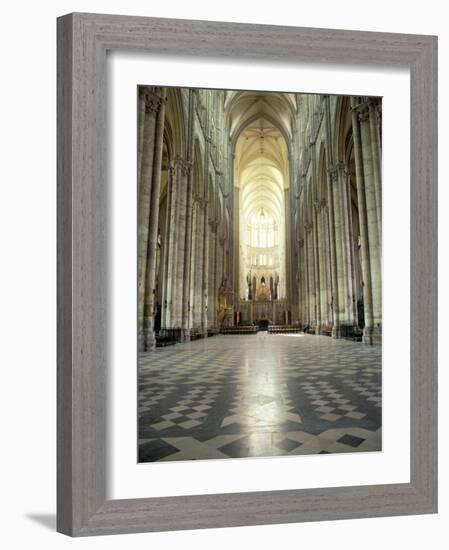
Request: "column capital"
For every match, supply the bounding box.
[167,163,176,178]
[328,162,349,182]
[173,156,192,177]
[350,99,370,122]
[193,193,205,207]
[141,87,166,115]
[209,219,219,232]
[368,98,382,121]
[314,198,327,212]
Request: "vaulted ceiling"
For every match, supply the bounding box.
[227,91,295,226]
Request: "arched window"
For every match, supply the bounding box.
[246,207,277,250]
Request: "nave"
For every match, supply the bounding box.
[137,87,383,461]
[138,88,382,351]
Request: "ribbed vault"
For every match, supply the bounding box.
[227,91,293,300]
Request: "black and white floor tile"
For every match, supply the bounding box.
[138,333,382,462]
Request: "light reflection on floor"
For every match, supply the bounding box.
[276,333,305,337]
[138,333,382,462]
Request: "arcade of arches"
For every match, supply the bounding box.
[137,87,382,461]
[138,87,382,351]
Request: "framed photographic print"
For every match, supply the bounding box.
[135,85,383,464]
[57,13,437,536]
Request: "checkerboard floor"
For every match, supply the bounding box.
[138,333,382,462]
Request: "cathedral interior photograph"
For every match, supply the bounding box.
[137,86,382,462]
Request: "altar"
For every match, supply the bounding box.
[237,299,288,326]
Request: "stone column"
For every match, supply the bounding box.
[298,238,305,323]
[164,164,179,328]
[137,87,146,186]
[311,224,317,327]
[138,87,166,351]
[233,182,240,299]
[195,198,206,330]
[219,236,225,283]
[208,220,218,327]
[181,161,194,339]
[201,203,209,334]
[329,163,355,333]
[323,96,340,337]
[312,204,322,332]
[329,166,344,334]
[181,90,196,340]
[305,225,314,326]
[172,158,191,328]
[304,232,310,325]
[161,165,174,328]
[358,101,382,342]
[217,235,225,327]
[189,202,198,328]
[345,174,358,325]
[350,97,374,343]
[221,237,226,287]
[181,89,196,340]
[369,98,382,245]
[323,205,333,326]
[341,164,356,326]
[284,188,293,310]
[317,201,328,328]
[300,232,307,324]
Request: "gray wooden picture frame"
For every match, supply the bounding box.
[57,12,438,537]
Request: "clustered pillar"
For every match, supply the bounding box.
[352,97,382,343]
[138,87,233,351]
[295,96,382,344]
[165,157,192,330]
[138,86,167,351]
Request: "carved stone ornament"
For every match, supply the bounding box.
[142,88,165,115]
[173,156,192,177]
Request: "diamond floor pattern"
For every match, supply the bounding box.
[138,333,382,461]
